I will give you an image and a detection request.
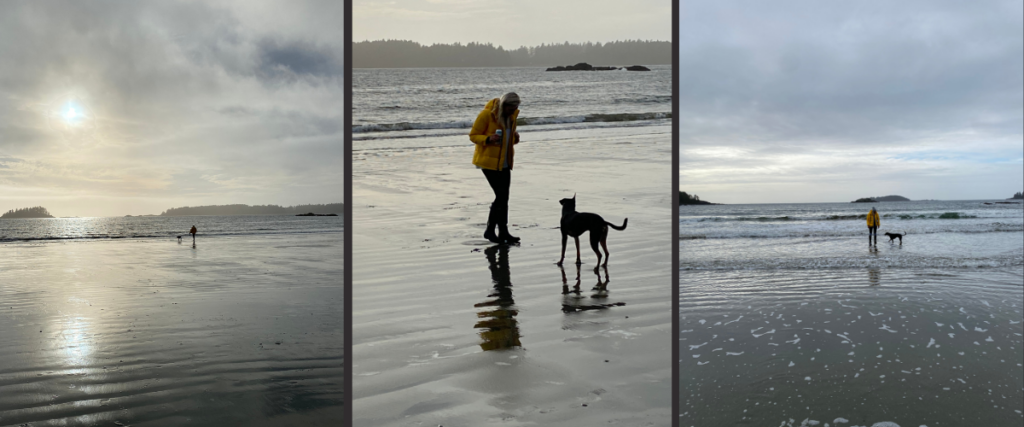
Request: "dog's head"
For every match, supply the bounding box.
[559,193,576,211]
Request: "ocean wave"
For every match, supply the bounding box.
[685,212,990,223]
[353,111,671,133]
[678,227,1024,240]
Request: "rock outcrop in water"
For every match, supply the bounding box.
[680,191,719,205]
[852,195,909,203]
[546,62,651,71]
[1,206,54,218]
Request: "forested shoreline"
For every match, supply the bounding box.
[354,39,671,68]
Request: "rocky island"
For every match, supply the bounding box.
[1011,192,1023,200]
[1,206,55,219]
[852,195,909,203]
[680,191,719,205]
[546,62,651,71]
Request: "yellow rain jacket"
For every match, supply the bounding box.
[866,210,880,227]
[469,98,519,171]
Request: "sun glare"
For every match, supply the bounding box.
[60,102,85,126]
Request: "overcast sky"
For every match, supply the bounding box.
[679,0,1023,203]
[0,1,345,217]
[354,0,671,47]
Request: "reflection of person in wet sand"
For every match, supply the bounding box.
[473,245,521,350]
[190,225,197,246]
[469,93,521,244]
[560,264,623,313]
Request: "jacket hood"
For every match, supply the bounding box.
[486,97,520,122]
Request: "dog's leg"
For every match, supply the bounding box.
[600,238,610,267]
[589,232,602,266]
[557,233,567,266]
[574,236,582,265]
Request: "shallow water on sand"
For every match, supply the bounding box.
[0,233,343,426]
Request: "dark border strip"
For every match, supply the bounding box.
[672,0,680,426]
[343,0,353,424]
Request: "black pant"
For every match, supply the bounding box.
[482,168,511,230]
[868,226,877,243]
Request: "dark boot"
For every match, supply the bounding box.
[484,207,501,243]
[497,214,519,243]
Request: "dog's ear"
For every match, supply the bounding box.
[572,193,576,200]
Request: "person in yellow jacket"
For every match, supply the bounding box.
[469,92,521,244]
[866,207,879,245]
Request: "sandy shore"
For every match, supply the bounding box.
[679,267,1023,426]
[0,233,344,426]
[353,126,673,426]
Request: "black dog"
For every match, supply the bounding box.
[884,232,905,244]
[557,194,627,267]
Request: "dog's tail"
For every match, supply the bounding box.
[606,218,627,231]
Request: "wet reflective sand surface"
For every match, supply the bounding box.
[0,233,343,426]
[680,268,1023,427]
[353,127,672,426]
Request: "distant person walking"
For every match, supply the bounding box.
[190,225,197,246]
[866,207,880,245]
[469,92,521,244]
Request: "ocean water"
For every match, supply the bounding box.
[0,215,343,243]
[680,200,1024,426]
[352,65,671,145]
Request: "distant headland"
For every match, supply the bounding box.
[852,195,910,203]
[1011,192,1023,200]
[161,203,343,216]
[680,191,719,205]
[353,39,670,68]
[1,206,54,219]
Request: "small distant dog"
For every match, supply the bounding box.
[557,194,627,267]
[177,235,182,243]
[884,232,905,244]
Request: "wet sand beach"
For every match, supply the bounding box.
[679,202,1024,427]
[0,233,344,426]
[353,126,673,426]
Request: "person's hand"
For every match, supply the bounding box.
[488,134,501,143]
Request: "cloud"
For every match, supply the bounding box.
[0,1,345,216]
[679,0,1023,202]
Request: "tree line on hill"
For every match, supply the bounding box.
[353,39,671,68]
[1,206,54,218]
[160,203,344,216]
[680,192,716,205]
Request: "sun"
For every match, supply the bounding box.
[59,101,85,126]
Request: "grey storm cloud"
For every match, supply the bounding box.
[679,0,1023,202]
[0,0,346,217]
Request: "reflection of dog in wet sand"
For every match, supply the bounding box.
[557,194,627,267]
[884,232,905,244]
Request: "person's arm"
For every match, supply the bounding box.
[469,110,493,145]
